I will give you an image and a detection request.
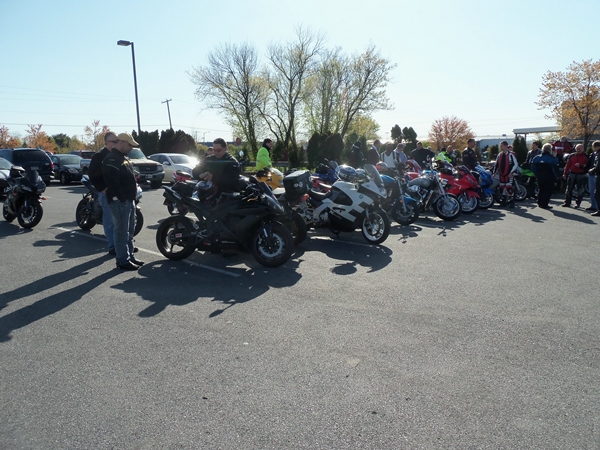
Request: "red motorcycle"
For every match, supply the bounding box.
[436,162,480,214]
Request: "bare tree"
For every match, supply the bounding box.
[260,26,325,150]
[537,59,600,151]
[428,116,474,151]
[83,120,110,152]
[189,42,266,156]
[338,44,395,138]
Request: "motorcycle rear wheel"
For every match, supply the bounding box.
[156,216,196,260]
[459,193,478,214]
[17,201,43,229]
[282,211,307,246]
[514,183,527,201]
[3,201,16,222]
[250,222,293,267]
[76,198,96,230]
[361,208,391,244]
[391,200,419,225]
[433,195,461,221]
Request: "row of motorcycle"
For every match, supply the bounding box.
[1,166,46,229]
[154,157,541,268]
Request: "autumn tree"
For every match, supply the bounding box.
[189,42,266,157]
[428,116,474,151]
[0,125,22,148]
[84,120,110,152]
[24,124,56,153]
[537,59,600,151]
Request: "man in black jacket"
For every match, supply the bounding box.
[102,132,144,270]
[192,138,240,195]
[88,132,117,255]
[462,139,479,170]
[410,142,435,168]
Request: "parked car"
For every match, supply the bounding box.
[50,154,83,184]
[0,148,54,184]
[0,157,13,201]
[148,153,198,181]
[70,150,97,175]
[129,149,165,188]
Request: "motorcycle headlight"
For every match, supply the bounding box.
[136,186,143,200]
[21,185,32,192]
[263,194,284,214]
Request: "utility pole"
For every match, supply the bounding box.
[162,99,173,130]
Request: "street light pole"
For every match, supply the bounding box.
[162,99,173,130]
[117,40,141,137]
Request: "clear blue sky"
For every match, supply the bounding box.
[2,0,599,144]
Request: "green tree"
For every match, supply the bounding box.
[52,133,72,150]
[157,129,196,155]
[323,132,344,163]
[306,132,327,169]
[402,126,418,152]
[512,136,528,163]
[391,124,403,144]
[133,130,160,155]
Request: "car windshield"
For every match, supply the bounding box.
[58,155,81,165]
[0,158,11,170]
[13,150,49,163]
[169,155,194,165]
[128,149,146,159]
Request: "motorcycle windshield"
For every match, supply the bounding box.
[364,164,384,190]
[329,160,338,170]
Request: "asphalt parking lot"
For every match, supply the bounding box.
[1,182,599,449]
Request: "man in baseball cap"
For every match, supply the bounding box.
[101,132,144,270]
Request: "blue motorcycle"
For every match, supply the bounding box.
[380,172,420,225]
[472,165,495,209]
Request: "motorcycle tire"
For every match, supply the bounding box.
[478,192,494,209]
[433,195,461,221]
[250,221,293,268]
[155,216,196,260]
[459,193,478,214]
[134,208,144,236]
[17,201,43,229]
[514,183,527,201]
[361,208,391,244]
[3,201,16,222]
[75,198,96,230]
[391,200,419,225]
[281,211,307,246]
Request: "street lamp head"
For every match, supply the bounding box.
[117,40,132,46]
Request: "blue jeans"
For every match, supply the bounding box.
[589,175,597,209]
[108,200,135,266]
[98,191,115,251]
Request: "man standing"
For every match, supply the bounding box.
[367,139,381,165]
[347,141,364,168]
[410,142,435,168]
[589,141,600,217]
[102,133,144,271]
[192,138,240,194]
[585,141,599,212]
[494,140,519,208]
[88,132,117,255]
[525,141,542,166]
[531,143,560,209]
[561,144,588,208]
[394,143,408,165]
[462,138,478,170]
[256,138,272,172]
[380,142,395,167]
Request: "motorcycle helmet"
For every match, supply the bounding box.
[336,165,357,182]
[355,168,368,182]
[376,162,388,171]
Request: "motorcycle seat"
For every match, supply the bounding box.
[309,189,332,201]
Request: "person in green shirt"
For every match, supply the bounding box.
[256,139,273,172]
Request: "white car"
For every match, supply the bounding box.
[148,153,198,181]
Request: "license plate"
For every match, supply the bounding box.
[145,174,153,179]
[31,166,39,170]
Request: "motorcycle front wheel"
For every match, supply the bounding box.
[433,195,461,221]
[3,200,16,222]
[156,216,196,260]
[281,211,307,246]
[478,192,494,209]
[458,193,478,214]
[18,201,43,229]
[514,183,527,201]
[361,208,391,244]
[391,200,419,225]
[75,198,96,230]
[250,222,293,267]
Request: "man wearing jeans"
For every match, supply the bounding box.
[585,141,599,212]
[89,132,117,255]
[102,132,144,270]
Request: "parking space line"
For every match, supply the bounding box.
[309,236,381,248]
[53,227,240,277]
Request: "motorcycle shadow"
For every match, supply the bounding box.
[415,208,507,230]
[33,230,108,259]
[0,221,33,238]
[110,258,303,319]
[388,224,421,243]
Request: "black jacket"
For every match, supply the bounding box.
[462,148,478,169]
[411,148,435,168]
[89,147,110,192]
[192,152,240,193]
[101,149,137,203]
